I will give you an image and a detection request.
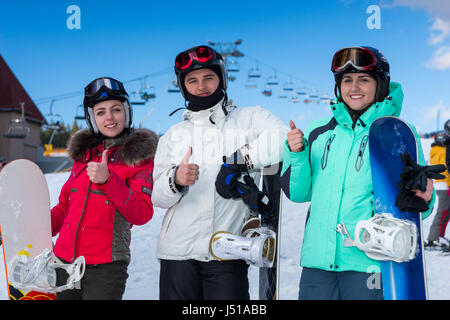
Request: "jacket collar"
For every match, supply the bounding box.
[182,98,235,126]
[331,82,403,128]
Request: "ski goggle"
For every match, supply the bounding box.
[85,77,126,98]
[331,47,378,73]
[175,46,217,71]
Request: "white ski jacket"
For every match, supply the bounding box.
[153,99,288,261]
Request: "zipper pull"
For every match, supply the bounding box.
[336,222,355,247]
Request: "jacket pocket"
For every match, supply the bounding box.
[355,135,369,172]
[83,190,115,227]
[321,134,336,170]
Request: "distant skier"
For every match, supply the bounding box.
[152,45,288,300]
[51,77,158,299]
[280,46,435,300]
[426,125,450,249]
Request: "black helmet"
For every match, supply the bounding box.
[174,45,228,100]
[445,119,450,135]
[331,46,390,103]
[83,77,132,133]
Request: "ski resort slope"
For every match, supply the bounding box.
[1,138,448,300]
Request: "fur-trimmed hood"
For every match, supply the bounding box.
[67,128,159,166]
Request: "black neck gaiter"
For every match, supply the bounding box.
[187,87,225,112]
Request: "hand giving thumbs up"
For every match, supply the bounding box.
[87,149,111,184]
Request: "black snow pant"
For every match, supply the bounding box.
[55,260,128,300]
[159,259,250,300]
[298,267,384,300]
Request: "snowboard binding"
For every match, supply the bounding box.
[209,227,276,268]
[337,213,418,263]
[9,248,86,293]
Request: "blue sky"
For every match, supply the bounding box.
[0,0,449,134]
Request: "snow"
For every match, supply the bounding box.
[1,138,449,300]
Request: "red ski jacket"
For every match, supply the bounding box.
[51,129,158,265]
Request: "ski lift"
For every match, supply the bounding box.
[283,81,294,92]
[291,96,300,103]
[131,78,156,105]
[303,95,312,104]
[266,75,279,86]
[245,78,258,89]
[320,93,331,104]
[227,58,240,73]
[277,89,288,99]
[168,79,180,93]
[74,104,85,121]
[45,100,63,130]
[309,89,320,103]
[4,102,30,139]
[262,86,272,97]
[248,66,261,78]
[228,73,237,82]
[297,86,307,96]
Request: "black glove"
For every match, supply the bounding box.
[236,175,273,216]
[395,151,446,213]
[215,150,249,199]
[395,190,429,212]
[397,151,446,192]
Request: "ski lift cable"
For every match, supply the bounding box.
[33,67,173,105]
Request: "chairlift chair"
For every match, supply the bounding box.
[131,91,146,105]
[226,58,240,73]
[309,89,320,103]
[297,86,307,96]
[3,102,30,139]
[74,104,85,121]
[266,75,279,86]
[248,66,261,78]
[262,86,272,97]
[283,81,294,92]
[291,96,300,103]
[277,89,288,99]
[320,93,331,104]
[245,78,258,89]
[45,100,63,130]
[168,79,181,93]
[227,73,237,82]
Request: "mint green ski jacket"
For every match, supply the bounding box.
[280,82,435,273]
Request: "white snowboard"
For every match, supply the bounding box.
[0,159,56,300]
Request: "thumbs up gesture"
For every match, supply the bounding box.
[87,149,111,184]
[287,120,304,153]
[175,146,199,186]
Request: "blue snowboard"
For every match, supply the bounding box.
[369,116,428,300]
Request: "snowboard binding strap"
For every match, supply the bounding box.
[9,248,86,293]
[209,227,276,268]
[337,213,418,263]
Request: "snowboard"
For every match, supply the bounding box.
[0,159,56,300]
[259,162,283,300]
[369,116,428,300]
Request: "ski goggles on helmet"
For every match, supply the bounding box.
[84,77,127,98]
[175,46,219,71]
[331,47,378,73]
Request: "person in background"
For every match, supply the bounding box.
[426,125,450,249]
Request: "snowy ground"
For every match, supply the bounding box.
[2,138,450,300]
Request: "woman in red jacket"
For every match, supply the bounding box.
[51,77,158,299]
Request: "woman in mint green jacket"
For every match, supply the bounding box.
[281,47,435,300]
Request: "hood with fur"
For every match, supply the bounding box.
[67,128,159,166]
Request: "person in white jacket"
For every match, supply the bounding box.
[152,45,288,300]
